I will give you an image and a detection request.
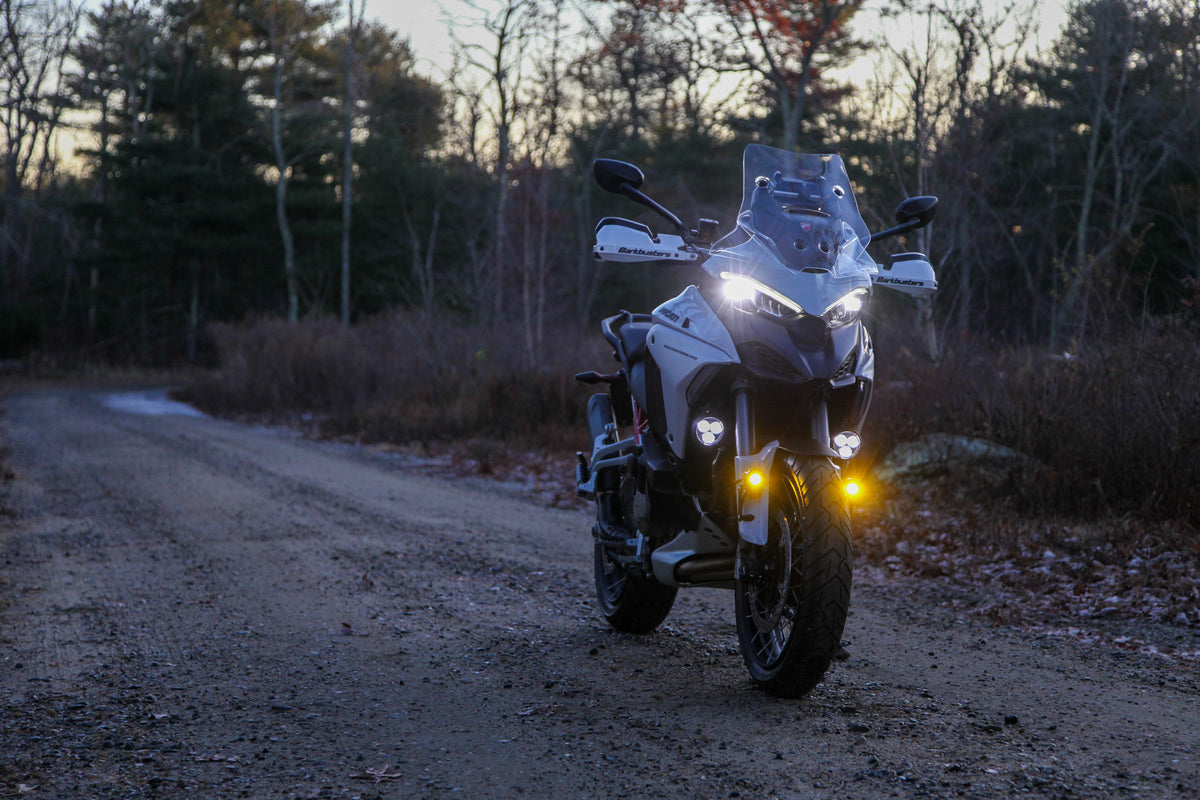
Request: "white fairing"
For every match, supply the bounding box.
[593,220,698,263]
[649,287,739,458]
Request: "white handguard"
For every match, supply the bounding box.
[872,252,938,296]
[593,217,698,263]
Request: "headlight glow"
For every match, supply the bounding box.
[722,276,759,304]
[822,289,870,328]
[719,272,804,318]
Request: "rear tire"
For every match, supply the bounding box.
[587,391,676,634]
[734,457,852,697]
[594,543,676,634]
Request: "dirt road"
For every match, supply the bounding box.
[2,386,1198,799]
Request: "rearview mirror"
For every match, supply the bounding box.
[594,159,644,194]
[895,196,939,229]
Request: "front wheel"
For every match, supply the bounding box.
[735,458,852,697]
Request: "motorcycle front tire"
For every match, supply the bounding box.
[734,457,852,698]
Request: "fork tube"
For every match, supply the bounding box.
[810,395,830,451]
[733,379,754,457]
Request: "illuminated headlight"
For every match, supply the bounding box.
[722,276,759,304]
[720,273,803,319]
[822,289,870,328]
[694,416,725,446]
[832,431,862,460]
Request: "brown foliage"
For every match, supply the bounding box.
[185,313,1200,524]
[866,324,1200,524]
[179,313,606,448]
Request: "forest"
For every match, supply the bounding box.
[4,0,1200,522]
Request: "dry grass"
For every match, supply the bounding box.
[187,314,1200,526]
[179,313,606,450]
[864,324,1200,525]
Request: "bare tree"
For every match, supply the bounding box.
[451,0,535,328]
[258,0,336,322]
[1042,0,1180,344]
[717,0,859,150]
[339,0,365,326]
[1,0,81,285]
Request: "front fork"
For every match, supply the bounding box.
[732,383,837,547]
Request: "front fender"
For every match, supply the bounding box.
[733,441,782,546]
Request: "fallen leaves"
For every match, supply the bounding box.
[340,621,369,637]
[853,482,1200,658]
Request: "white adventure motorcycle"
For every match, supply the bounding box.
[575,144,938,697]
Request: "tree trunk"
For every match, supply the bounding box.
[1057,99,1106,346]
[339,0,362,327]
[271,52,299,322]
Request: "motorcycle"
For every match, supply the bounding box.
[575,144,939,697]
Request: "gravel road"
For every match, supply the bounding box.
[2,386,1198,799]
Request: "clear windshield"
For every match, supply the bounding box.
[705,145,877,315]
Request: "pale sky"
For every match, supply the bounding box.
[372,0,1073,80]
[371,0,468,78]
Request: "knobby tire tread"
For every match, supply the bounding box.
[737,459,853,698]
[595,549,677,635]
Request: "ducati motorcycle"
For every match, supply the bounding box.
[575,144,939,697]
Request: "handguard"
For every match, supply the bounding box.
[593,217,699,263]
[872,252,937,296]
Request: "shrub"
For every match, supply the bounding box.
[186,314,1200,524]
[180,312,606,448]
[866,324,1200,523]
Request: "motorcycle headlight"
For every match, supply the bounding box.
[821,289,870,328]
[720,273,803,319]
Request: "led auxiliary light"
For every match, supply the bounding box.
[745,470,765,489]
[694,416,726,446]
[832,431,862,460]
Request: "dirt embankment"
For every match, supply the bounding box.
[1,386,1198,799]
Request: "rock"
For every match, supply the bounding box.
[874,433,1033,484]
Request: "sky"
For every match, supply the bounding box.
[371,0,467,78]
[370,0,1074,80]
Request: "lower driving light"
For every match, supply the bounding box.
[832,431,862,459]
[694,416,725,446]
[745,470,765,489]
[845,480,861,497]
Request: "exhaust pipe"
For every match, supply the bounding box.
[674,554,735,584]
